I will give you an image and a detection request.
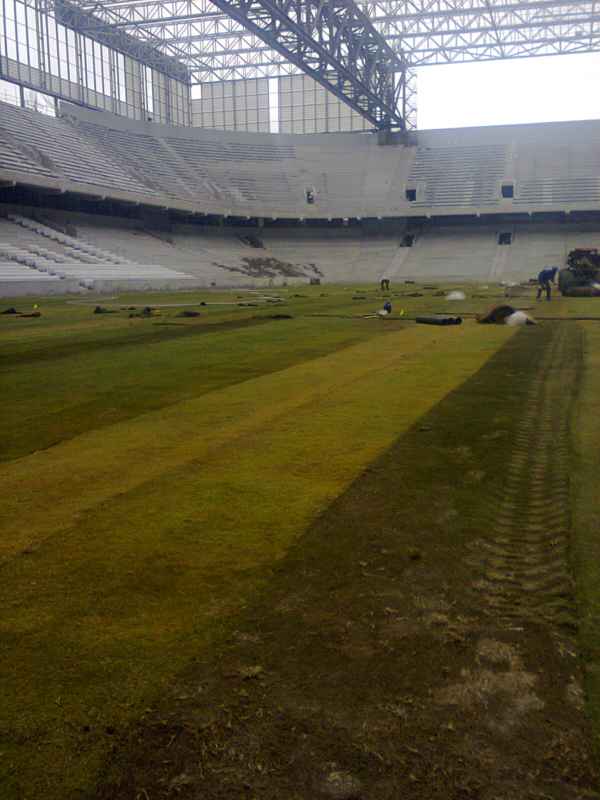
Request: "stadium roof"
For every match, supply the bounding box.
[54,0,600,82]
[45,0,600,129]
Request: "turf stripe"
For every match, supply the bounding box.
[1,316,395,463]
[0,315,271,368]
[0,322,514,563]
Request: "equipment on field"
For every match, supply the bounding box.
[558,249,600,296]
[477,303,536,325]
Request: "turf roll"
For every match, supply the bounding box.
[416,315,463,326]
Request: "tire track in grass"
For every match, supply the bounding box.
[467,325,579,635]
[570,320,600,761]
[457,324,594,798]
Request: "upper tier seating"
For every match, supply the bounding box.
[0,103,150,196]
[72,119,194,201]
[407,144,506,208]
[0,128,58,181]
[3,101,600,218]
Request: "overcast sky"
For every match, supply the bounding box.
[417,52,600,130]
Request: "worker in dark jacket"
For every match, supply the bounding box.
[537,267,558,301]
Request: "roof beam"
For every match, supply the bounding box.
[79,0,596,27]
[190,0,408,127]
[126,10,600,43]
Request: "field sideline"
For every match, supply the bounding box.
[1,284,600,799]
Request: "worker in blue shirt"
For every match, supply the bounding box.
[537,267,558,301]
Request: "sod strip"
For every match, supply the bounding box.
[94,323,597,800]
[571,321,600,758]
[1,316,391,463]
[0,315,273,368]
[0,323,513,800]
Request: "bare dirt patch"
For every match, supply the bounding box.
[213,256,323,279]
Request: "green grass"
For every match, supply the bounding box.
[0,284,504,462]
[571,320,600,757]
[1,282,597,799]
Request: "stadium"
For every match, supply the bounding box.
[3,0,600,797]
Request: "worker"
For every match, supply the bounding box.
[536,266,558,301]
[377,301,392,318]
[380,277,390,291]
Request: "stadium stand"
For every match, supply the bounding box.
[6,203,600,294]
[2,102,600,219]
[261,230,398,283]
[34,210,319,282]
[3,101,600,292]
[407,144,506,208]
[388,227,502,281]
[0,103,150,197]
[0,128,58,181]
[0,213,200,294]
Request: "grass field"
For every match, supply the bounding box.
[1,283,600,799]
